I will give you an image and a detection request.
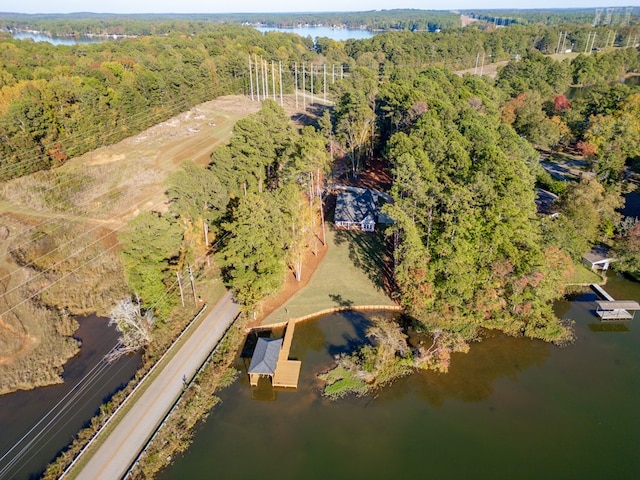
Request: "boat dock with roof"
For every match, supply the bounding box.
[591,284,640,321]
[248,320,301,388]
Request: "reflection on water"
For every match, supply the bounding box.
[162,275,640,480]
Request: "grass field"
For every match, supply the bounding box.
[568,263,604,285]
[262,226,397,325]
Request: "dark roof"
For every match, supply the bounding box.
[334,190,377,225]
[248,337,283,375]
[535,188,558,215]
[584,245,615,264]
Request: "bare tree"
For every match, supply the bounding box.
[105,297,154,363]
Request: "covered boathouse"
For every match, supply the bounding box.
[248,320,301,388]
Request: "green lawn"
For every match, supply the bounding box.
[262,226,397,325]
[567,263,603,285]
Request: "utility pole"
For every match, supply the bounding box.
[177,271,185,307]
[279,61,283,106]
[323,63,327,103]
[310,63,314,100]
[263,59,268,99]
[556,32,563,54]
[188,265,197,307]
[254,55,260,101]
[203,218,210,267]
[584,32,592,53]
[480,52,485,76]
[302,63,306,111]
[271,60,276,101]
[248,54,254,101]
[474,52,479,74]
[590,32,597,53]
[294,62,298,109]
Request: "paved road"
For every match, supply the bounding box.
[74,292,239,480]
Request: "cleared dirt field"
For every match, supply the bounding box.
[0,95,261,392]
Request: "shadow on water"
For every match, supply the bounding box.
[324,310,372,357]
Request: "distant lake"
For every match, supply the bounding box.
[255,26,373,41]
[11,31,105,45]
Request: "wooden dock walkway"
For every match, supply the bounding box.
[591,284,615,301]
[273,320,301,388]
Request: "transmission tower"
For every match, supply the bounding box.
[593,8,603,26]
[605,7,616,26]
[623,6,633,25]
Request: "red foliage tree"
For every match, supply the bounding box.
[553,94,571,113]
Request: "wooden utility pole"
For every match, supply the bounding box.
[248,54,254,101]
[271,60,276,101]
[279,61,283,106]
[310,63,314,99]
[203,219,210,267]
[177,271,185,307]
[294,62,298,109]
[302,63,306,111]
[323,64,327,102]
[254,55,260,101]
[263,58,268,99]
[188,265,197,307]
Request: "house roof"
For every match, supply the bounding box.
[248,338,283,375]
[335,190,377,225]
[584,246,616,264]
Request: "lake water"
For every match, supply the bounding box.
[10,31,104,45]
[567,73,640,99]
[255,26,373,41]
[161,271,640,479]
[0,315,140,479]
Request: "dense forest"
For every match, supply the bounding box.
[1,13,640,475]
[1,20,639,182]
[1,16,640,387]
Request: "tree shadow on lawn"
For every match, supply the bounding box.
[333,227,395,296]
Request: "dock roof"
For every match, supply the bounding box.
[596,300,640,311]
[248,338,283,375]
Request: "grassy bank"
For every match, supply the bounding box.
[262,226,397,326]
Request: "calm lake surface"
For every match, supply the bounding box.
[255,26,373,41]
[0,315,140,479]
[162,271,640,480]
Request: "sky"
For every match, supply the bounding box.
[0,1,633,15]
